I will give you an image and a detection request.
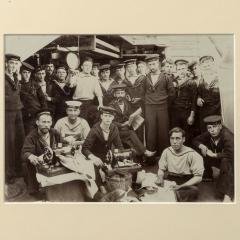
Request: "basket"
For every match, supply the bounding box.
[105,173,132,192]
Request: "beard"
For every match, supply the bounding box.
[40,127,50,134]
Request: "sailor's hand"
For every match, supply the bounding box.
[187,115,194,125]
[28,155,41,166]
[197,97,204,107]
[199,144,208,157]
[206,149,217,158]
[89,155,103,167]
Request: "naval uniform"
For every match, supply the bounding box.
[144,72,175,155]
[51,80,72,121]
[159,146,204,202]
[99,78,116,106]
[171,77,197,143]
[192,126,234,199]
[5,73,25,181]
[197,76,221,132]
[125,75,145,142]
[54,117,90,141]
[20,79,47,134]
[109,99,146,156]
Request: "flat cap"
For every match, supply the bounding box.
[99,64,111,71]
[145,54,159,62]
[99,106,117,115]
[137,60,146,65]
[36,108,53,118]
[35,65,46,73]
[113,63,125,69]
[65,101,82,108]
[199,55,215,63]
[111,83,127,91]
[174,59,189,65]
[21,62,35,72]
[124,59,137,65]
[203,115,222,124]
[56,65,67,71]
[5,53,21,62]
[45,59,54,65]
[92,62,100,68]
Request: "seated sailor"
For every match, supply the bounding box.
[156,127,204,202]
[192,115,234,202]
[21,109,63,196]
[82,106,124,194]
[54,101,90,145]
[109,83,155,158]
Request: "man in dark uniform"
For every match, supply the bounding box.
[5,54,25,184]
[45,60,56,83]
[35,66,56,118]
[51,65,72,121]
[124,59,146,141]
[192,115,234,202]
[109,84,155,158]
[21,109,62,197]
[113,62,126,84]
[197,56,221,132]
[20,62,47,134]
[188,60,201,86]
[98,64,116,105]
[171,59,197,144]
[144,54,175,160]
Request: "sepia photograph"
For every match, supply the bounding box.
[4,34,234,203]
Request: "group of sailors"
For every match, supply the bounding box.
[5,52,234,202]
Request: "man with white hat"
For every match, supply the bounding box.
[54,101,90,145]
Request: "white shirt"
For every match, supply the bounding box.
[73,72,103,100]
[158,146,204,176]
[54,117,90,140]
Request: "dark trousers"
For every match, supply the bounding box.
[78,100,99,127]
[204,157,234,199]
[5,110,25,181]
[120,129,145,156]
[165,173,199,202]
[24,161,39,194]
[145,104,169,155]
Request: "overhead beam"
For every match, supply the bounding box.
[96,38,120,53]
[92,48,120,58]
